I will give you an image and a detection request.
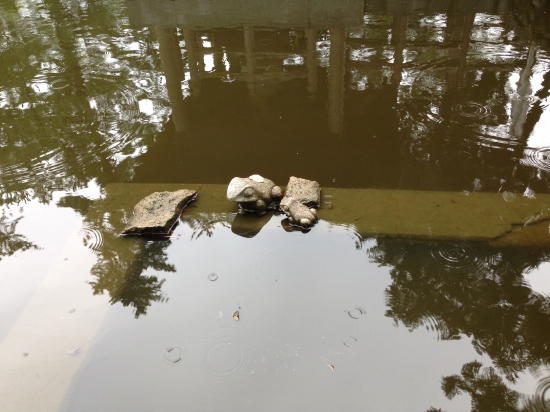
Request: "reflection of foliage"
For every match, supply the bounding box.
[182,212,231,240]
[0,213,39,261]
[289,30,304,51]
[510,0,550,44]
[86,209,173,318]
[364,237,550,381]
[441,361,521,412]
[57,195,93,216]
[0,0,169,205]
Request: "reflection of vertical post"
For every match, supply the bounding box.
[212,33,224,72]
[456,13,475,86]
[156,26,189,132]
[244,26,259,104]
[511,42,538,137]
[307,28,318,94]
[391,15,408,86]
[328,28,345,134]
[182,28,201,96]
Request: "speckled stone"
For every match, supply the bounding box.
[283,176,321,207]
[122,189,197,235]
[280,196,318,228]
[227,175,283,211]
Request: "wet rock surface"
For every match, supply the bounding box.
[122,189,197,235]
[227,174,283,211]
[280,197,318,228]
[283,176,321,207]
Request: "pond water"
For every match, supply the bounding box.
[1,0,550,410]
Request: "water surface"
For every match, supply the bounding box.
[1,0,550,410]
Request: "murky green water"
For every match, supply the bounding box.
[1,0,550,410]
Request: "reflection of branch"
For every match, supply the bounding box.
[441,361,521,412]
[0,214,39,261]
[182,213,231,240]
[367,237,550,381]
[87,210,174,318]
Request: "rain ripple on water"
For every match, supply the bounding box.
[204,341,245,378]
[521,148,550,173]
[430,240,494,271]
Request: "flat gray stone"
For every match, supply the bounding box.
[122,189,197,235]
[283,176,321,207]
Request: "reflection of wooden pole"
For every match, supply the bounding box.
[307,28,318,94]
[328,28,345,134]
[155,26,189,133]
[511,42,537,137]
[244,26,259,104]
[391,15,407,86]
[457,13,475,85]
[182,28,201,96]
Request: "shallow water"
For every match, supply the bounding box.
[1,0,550,410]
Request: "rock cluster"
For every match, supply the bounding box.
[122,175,321,237]
[227,174,321,229]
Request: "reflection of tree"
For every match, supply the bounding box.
[0,213,39,261]
[0,0,169,205]
[510,0,550,45]
[181,212,232,240]
[56,195,93,216]
[364,237,550,381]
[441,360,521,412]
[85,208,173,318]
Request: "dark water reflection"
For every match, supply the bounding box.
[1,0,550,202]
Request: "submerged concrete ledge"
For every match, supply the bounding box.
[102,183,550,245]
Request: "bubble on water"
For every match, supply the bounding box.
[207,273,218,281]
[453,102,491,119]
[162,279,244,340]
[522,148,550,173]
[343,336,357,348]
[66,347,81,355]
[204,341,245,377]
[502,191,516,202]
[348,307,366,319]
[163,346,183,365]
[50,78,70,90]
[524,187,536,199]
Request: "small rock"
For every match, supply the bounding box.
[122,189,197,236]
[280,197,318,228]
[283,176,321,207]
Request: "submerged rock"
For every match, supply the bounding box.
[122,189,197,236]
[280,197,318,228]
[227,174,283,211]
[283,176,321,207]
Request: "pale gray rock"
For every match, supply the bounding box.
[280,197,318,228]
[227,174,283,211]
[283,176,321,207]
[122,189,197,235]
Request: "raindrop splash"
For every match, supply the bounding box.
[348,307,366,319]
[163,346,183,365]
